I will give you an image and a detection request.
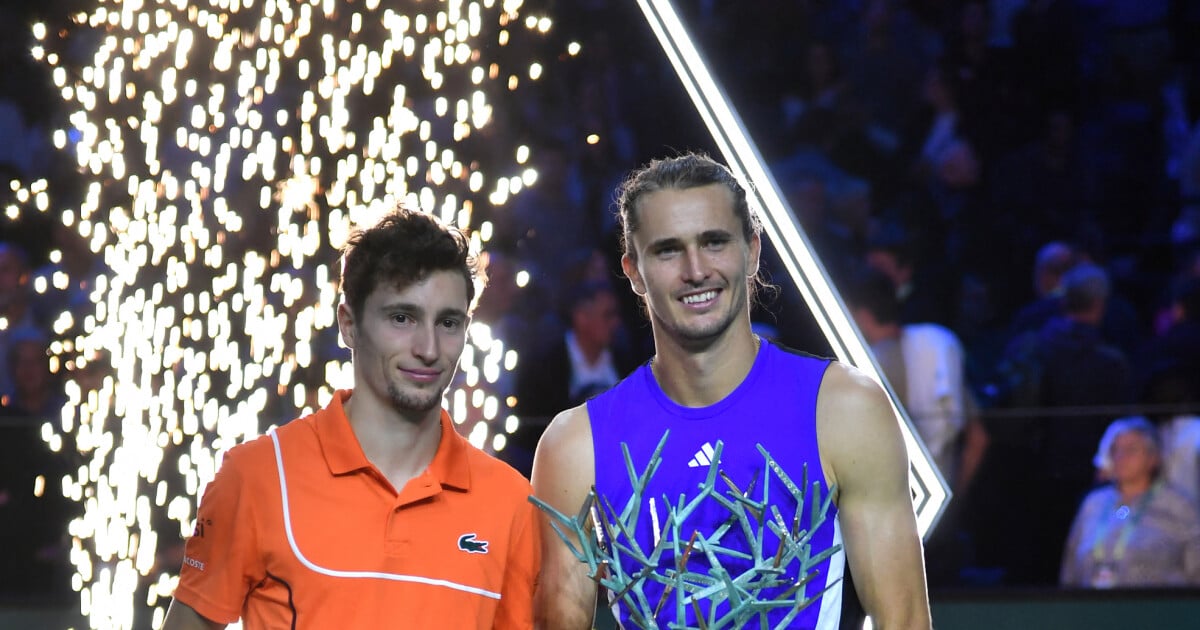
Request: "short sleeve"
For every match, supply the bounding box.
[493,496,541,630]
[171,446,266,624]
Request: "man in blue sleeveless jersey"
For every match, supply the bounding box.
[531,153,931,629]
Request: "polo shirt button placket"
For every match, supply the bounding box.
[386,475,439,557]
[385,502,409,557]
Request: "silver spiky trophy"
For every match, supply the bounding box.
[530,431,842,629]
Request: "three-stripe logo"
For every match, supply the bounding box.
[687,442,717,468]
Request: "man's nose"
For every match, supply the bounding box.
[412,325,439,362]
[682,249,709,283]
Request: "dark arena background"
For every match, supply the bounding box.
[0,1,1199,629]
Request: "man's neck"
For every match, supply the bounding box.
[343,391,443,492]
[650,325,759,408]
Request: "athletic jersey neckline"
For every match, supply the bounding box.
[642,336,768,420]
[315,389,471,491]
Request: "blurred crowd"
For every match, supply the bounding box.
[486,0,1200,590]
[1,0,1199,601]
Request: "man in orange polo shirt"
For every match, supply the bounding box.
[163,209,540,629]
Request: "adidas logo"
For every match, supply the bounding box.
[688,442,717,468]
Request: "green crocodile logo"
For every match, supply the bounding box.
[458,533,489,554]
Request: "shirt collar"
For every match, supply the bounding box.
[428,410,472,491]
[315,390,370,475]
[316,389,472,490]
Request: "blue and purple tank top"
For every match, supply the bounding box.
[588,339,843,629]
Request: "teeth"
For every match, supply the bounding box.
[682,290,717,305]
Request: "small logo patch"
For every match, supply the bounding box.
[457,533,489,554]
[688,442,717,468]
[183,556,206,571]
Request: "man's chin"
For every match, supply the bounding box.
[670,315,735,345]
[387,385,445,419]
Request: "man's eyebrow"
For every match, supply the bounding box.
[435,307,469,320]
[646,229,734,251]
[646,236,683,251]
[378,302,468,320]
[699,229,734,240]
[378,301,423,314]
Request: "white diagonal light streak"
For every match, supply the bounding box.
[635,0,949,536]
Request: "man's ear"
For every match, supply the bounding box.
[337,302,357,350]
[747,232,762,277]
[621,254,646,296]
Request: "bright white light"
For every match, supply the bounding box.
[13,2,555,627]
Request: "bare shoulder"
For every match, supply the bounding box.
[816,361,898,443]
[537,403,593,455]
[531,404,595,509]
[815,361,908,494]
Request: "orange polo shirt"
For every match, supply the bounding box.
[173,390,540,629]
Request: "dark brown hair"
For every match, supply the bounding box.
[339,208,484,318]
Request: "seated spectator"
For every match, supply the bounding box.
[1061,417,1200,588]
[515,280,637,417]
[1094,409,1200,513]
[508,280,639,475]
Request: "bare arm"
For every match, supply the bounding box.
[161,600,226,630]
[530,405,597,630]
[818,363,931,630]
